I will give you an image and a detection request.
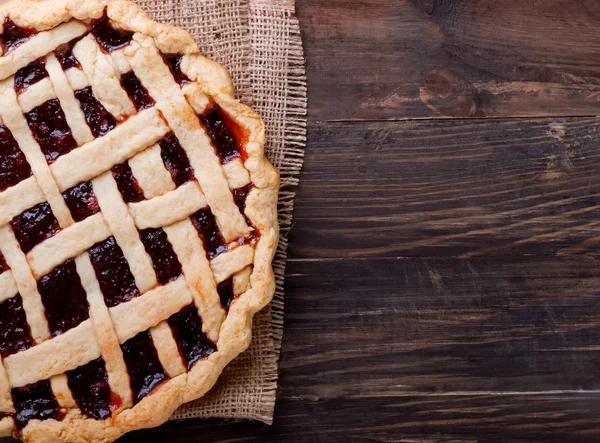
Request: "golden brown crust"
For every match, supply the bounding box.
[0,0,279,441]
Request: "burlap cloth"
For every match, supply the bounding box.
[133,0,306,425]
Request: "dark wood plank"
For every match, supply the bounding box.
[280,257,600,395]
[298,0,600,120]
[290,117,600,258]
[121,394,600,442]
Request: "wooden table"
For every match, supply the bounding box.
[132,1,600,441]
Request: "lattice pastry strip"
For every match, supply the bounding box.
[45,54,95,145]
[0,226,51,344]
[74,253,133,410]
[0,1,279,442]
[0,79,74,229]
[73,34,136,120]
[0,21,89,79]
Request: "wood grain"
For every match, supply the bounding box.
[297,0,600,120]
[281,257,600,395]
[123,394,600,442]
[290,117,600,258]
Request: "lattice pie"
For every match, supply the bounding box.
[0,0,279,441]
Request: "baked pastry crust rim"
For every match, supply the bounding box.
[0,0,280,442]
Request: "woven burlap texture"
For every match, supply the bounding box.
[133,0,306,424]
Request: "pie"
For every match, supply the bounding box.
[0,0,279,441]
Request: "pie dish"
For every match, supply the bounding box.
[0,0,279,441]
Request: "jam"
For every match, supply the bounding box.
[66,357,112,420]
[14,58,48,94]
[54,42,81,70]
[37,259,90,337]
[0,125,32,192]
[75,87,117,137]
[232,184,253,215]
[88,237,140,308]
[111,162,145,203]
[231,184,260,244]
[12,380,62,429]
[91,13,134,53]
[26,99,77,164]
[120,71,154,112]
[198,105,247,164]
[62,181,100,222]
[110,392,122,410]
[0,251,8,274]
[0,18,37,55]
[0,295,34,358]
[158,132,194,186]
[161,54,190,86]
[168,304,215,369]
[11,202,61,254]
[190,207,227,259]
[216,277,234,311]
[120,331,168,404]
[139,228,182,285]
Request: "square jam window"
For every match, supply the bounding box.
[88,237,140,308]
[120,331,168,404]
[25,98,77,164]
[11,202,61,254]
[37,259,90,336]
[0,125,32,192]
[62,181,100,222]
[12,380,62,429]
[0,294,34,358]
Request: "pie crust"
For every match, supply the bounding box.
[0,0,279,442]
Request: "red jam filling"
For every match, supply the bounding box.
[168,304,216,370]
[62,181,100,222]
[162,54,190,86]
[26,99,77,164]
[91,13,133,53]
[75,87,117,137]
[190,207,227,259]
[158,132,194,186]
[231,184,261,244]
[11,202,61,254]
[111,392,122,410]
[88,237,140,308]
[139,228,182,285]
[0,18,37,55]
[217,277,235,311]
[232,184,253,215]
[120,71,154,112]
[12,380,62,429]
[111,161,145,203]
[66,358,112,420]
[54,41,81,70]
[120,331,168,403]
[199,104,247,164]
[0,125,32,192]
[0,295,34,358]
[37,259,90,337]
[14,58,48,94]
